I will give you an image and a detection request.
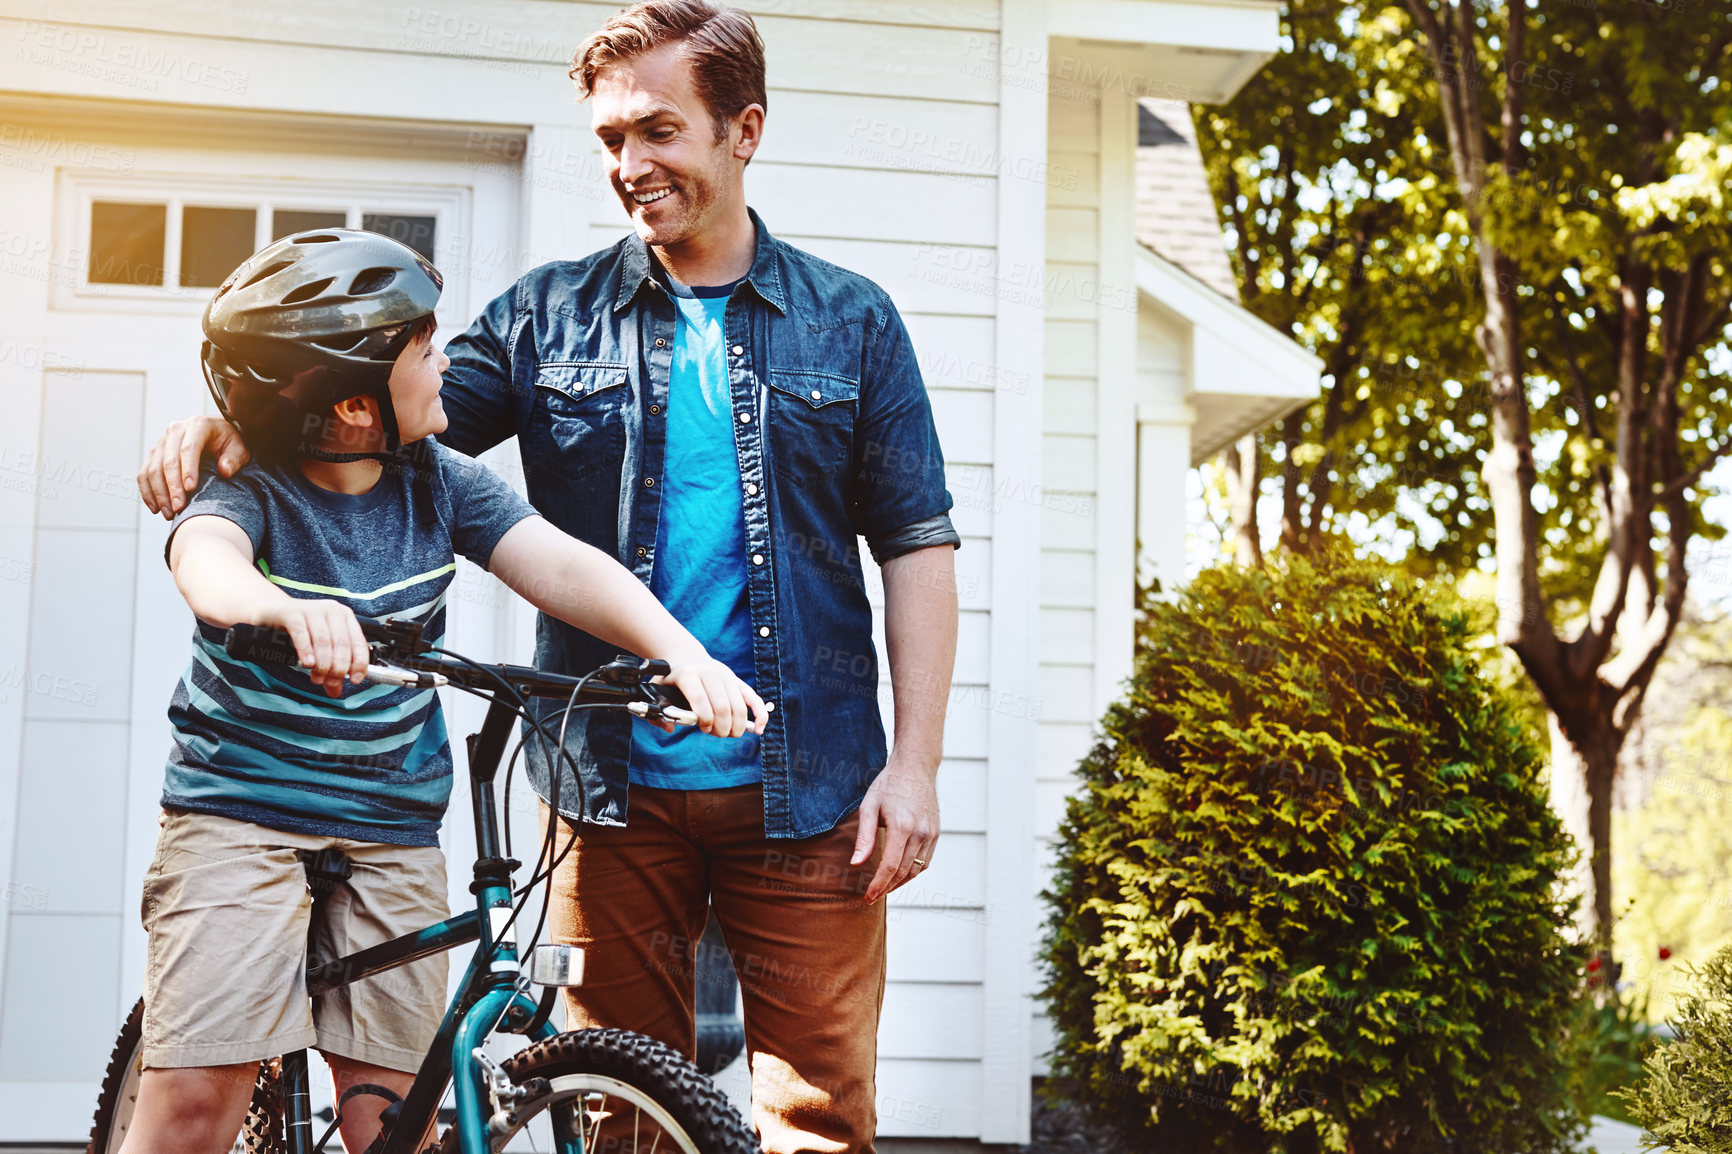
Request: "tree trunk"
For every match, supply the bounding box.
[1222,434,1263,568]
[1547,710,1618,952]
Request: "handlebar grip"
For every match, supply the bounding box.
[224,623,301,667]
[657,682,691,711]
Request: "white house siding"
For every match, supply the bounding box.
[1025,77,1096,1078]
[1029,72,1198,1071]
[0,0,1043,1143]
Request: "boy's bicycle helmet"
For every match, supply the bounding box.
[201,228,443,460]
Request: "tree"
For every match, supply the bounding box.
[1197,1,1732,957]
[1193,4,1487,571]
[1397,0,1732,955]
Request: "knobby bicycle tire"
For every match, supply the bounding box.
[435,1028,757,1154]
[86,996,284,1154]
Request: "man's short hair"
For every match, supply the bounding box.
[570,0,767,141]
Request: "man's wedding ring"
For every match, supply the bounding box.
[913,858,927,867]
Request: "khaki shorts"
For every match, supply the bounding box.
[140,807,449,1072]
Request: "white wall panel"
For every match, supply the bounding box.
[886,909,985,982]
[880,983,986,1060]
[874,1057,982,1137]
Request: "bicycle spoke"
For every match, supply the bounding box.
[584,1091,606,1152]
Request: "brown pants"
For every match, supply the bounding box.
[538,784,887,1154]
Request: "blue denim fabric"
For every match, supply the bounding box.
[437,211,959,838]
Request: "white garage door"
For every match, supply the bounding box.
[0,136,525,1141]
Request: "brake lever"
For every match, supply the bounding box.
[627,700,698,726]
[363,662,448,689]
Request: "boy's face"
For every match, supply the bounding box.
[387,333,450,442]
[589,44,756,250]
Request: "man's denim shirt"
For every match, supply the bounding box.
[438,211,959,838]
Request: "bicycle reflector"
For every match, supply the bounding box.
[529,943,585,988]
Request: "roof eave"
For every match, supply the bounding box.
[1134,244,1322,464]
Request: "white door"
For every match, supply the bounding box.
[0,128,523,1141]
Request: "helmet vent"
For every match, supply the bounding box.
[298,234,342,244]
[281,277,335,305]
[349,267,397,295]
[241,260,295,290]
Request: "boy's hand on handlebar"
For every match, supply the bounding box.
[257,600,371,697]
[655,656,769,738]
[139,415,251,519]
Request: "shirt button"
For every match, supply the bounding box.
[643,477,654,487]
[758,626,770,637]
[648,404,662,415]
[636,546,647,558]
[810,389,822,401]
[745,483,758,496]
[752,553,764,565]
[655,337,666,348]
[739,412,752,424]
[731,344,744,356]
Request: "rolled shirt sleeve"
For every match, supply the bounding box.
[849,298,962,563]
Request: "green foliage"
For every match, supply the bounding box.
[1195,3,1732,610]
[1613,611,1732,1021]
[1193,3,1486,567]
[1619,944,1732,1152]
[1040,551,1585,1152]
[1566,992,1663,1128]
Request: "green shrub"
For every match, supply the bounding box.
[1568,991,1662,1126]
[1618,942,1732,1152]
[1040,552,1585,1153]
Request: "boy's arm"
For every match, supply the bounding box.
[169,515,371,696]
[487,516,769,738]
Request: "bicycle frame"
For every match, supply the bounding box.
[276,693,578,1154]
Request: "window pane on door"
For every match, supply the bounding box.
[180,206,258,288]
[88,201,165,286]
[361,213,436,262]
[273,209,347,240]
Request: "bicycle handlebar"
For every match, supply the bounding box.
[223,620,694,719]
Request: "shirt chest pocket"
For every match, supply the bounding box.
[533,362,632,481]
[765,370,859,483]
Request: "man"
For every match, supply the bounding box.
[138,2,959,1150]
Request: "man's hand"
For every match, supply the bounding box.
[852,758,940,904]
[852,543,957,904]
[139,415,251,518]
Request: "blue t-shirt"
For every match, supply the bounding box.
[161,442,537,846]
[630,278,762,789]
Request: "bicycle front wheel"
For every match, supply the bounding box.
[438,1028,756,1154]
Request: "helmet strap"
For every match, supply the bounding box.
[375,383,405,453]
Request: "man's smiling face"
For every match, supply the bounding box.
[589,44,744,250]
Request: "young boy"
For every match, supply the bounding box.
[119,229,767,1154]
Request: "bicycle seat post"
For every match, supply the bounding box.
[282,1049,313,1154]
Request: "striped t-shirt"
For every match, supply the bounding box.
[161,442,537,846]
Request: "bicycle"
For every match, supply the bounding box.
[86,617,760,1154]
